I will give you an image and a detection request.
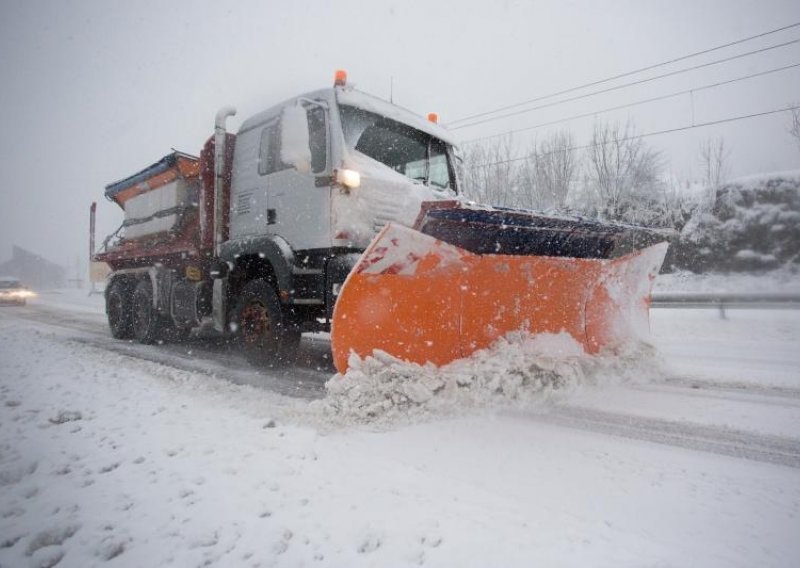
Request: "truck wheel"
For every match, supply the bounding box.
[107,281,133,339]
[233,279,300,367]
[131,280,163,344]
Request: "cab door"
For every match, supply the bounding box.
[264,102,331,252]
[229,123,273,240]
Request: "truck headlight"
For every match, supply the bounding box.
[336,169,360,189]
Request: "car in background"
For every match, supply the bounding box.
[0,277,35,306]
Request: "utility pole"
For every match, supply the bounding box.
[89,202,97,295]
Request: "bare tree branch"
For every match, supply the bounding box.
[585,120,661,220]
[699,137,730,191]
[534,130,576,210]
[514,130,577,211]
[460,135,518,207]
[789,107,800,154]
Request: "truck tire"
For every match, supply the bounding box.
[131,280,164,344]
[107,280,133,339]
[233,279,301,367]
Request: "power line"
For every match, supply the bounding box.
[462,62,800,145]
[448,21,800,126]
[466,105,800,169]
[452,38,800,130]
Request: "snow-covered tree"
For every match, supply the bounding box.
[675,173,800,272]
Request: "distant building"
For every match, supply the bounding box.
[0,245,66,289]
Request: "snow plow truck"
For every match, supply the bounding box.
[94,71,669,373]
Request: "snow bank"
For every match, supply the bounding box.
[723,169,800,185]
[672,171,800,272]
[654,266,800,293]
[317,332,662,424]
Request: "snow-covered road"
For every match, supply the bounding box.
[7,299,332,398]
[1,291,799,567]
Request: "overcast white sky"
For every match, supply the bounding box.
[1,0,798,272]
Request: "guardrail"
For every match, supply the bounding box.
[651,292,800,318]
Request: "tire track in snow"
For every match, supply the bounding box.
[1,304,331,399]
[67,335,329,399]
[660,376,800,401]
[524,406,800,469]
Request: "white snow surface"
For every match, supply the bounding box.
[1,287,799,567]
[31,289,106,314]
[352,223,465,276]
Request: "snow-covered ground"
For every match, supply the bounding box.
[1,287,799,567]
[27,288,107,314]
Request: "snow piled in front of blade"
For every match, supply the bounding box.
[317,332,662,423]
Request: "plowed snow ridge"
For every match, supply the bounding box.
[317,332,665,423]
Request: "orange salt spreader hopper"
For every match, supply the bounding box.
[330,202,669,373]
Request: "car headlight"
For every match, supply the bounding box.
[10,290,35,298]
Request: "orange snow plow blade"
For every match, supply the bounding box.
[331,205,669,373]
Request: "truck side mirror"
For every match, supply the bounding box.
[280,103,312,174]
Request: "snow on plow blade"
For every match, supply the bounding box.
[331,205,669,373]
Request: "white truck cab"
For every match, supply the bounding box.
[210,75,462,360]
[229,82,460,253]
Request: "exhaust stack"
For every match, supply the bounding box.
[213,106,237,257]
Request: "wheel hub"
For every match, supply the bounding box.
[241,301,270,344]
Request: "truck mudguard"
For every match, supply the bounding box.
[218,234,296,301]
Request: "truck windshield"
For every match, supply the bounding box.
[339,105,455,190]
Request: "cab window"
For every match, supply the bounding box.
[258,121,287,176]
[307,106,327,174]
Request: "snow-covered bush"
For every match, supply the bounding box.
[671,172,800,272]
